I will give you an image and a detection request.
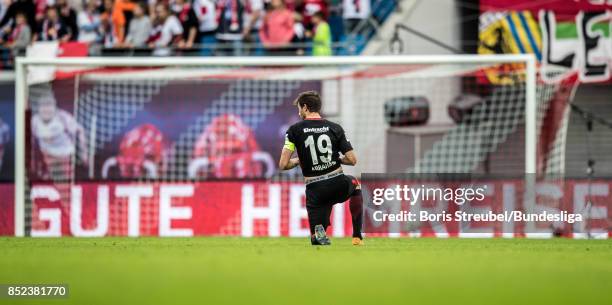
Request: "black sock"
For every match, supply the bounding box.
[324,204,333,232]
[349,189,363,239]
[307,205,325,236]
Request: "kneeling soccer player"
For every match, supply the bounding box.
[278,91,363,246]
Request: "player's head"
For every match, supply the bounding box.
[293,91,322,119]
[37,93,57,123]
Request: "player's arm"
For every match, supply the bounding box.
[340,150,357,166]
[279,148,299,170]
[337,125,356,166]
[278,132,299,170]
[63,111,89,165]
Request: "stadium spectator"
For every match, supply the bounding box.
[36,6,72,42]
[123,2,150,47]
[290,4,306,55]
[77,0,101,43]
[56,0,78,40]
[2,11,30,54]
[342,0,369,33]
[99,0,118,46]
[0,0,388,60]
[259,0,294,55]
[192,0,217,55]
[172,0,197,48]
[242,0,263,55]
[0,0,36,34]
[148,3,182,53]
[215,0,245,56]
[110,0,135,44]
[309,11,330,56]
[33,0,47,23]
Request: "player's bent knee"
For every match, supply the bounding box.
[346,175,361,192]
[346,175,359,185]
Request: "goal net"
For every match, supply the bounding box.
[11,55,577,237]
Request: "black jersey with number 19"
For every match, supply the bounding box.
[284,118,353,177]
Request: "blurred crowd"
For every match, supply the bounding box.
[0,0,373,56]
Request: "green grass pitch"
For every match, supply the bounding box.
[0,237,610,305]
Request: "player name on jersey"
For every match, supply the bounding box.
[311,160,337,171]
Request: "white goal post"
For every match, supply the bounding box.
[13,54,538,237]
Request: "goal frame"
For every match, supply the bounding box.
[14,54,537,237]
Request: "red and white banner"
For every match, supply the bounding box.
[362,177,611,238]
[0,180,610,238]
[21,181,353,237]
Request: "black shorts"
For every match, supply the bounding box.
[304,174,359,234]
[305,174,358,208]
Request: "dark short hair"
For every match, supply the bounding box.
[293,91,322,113]
[15,11,27,18]
[156,2,169,12]
[136,2,148,13]
[313,11,325,20]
